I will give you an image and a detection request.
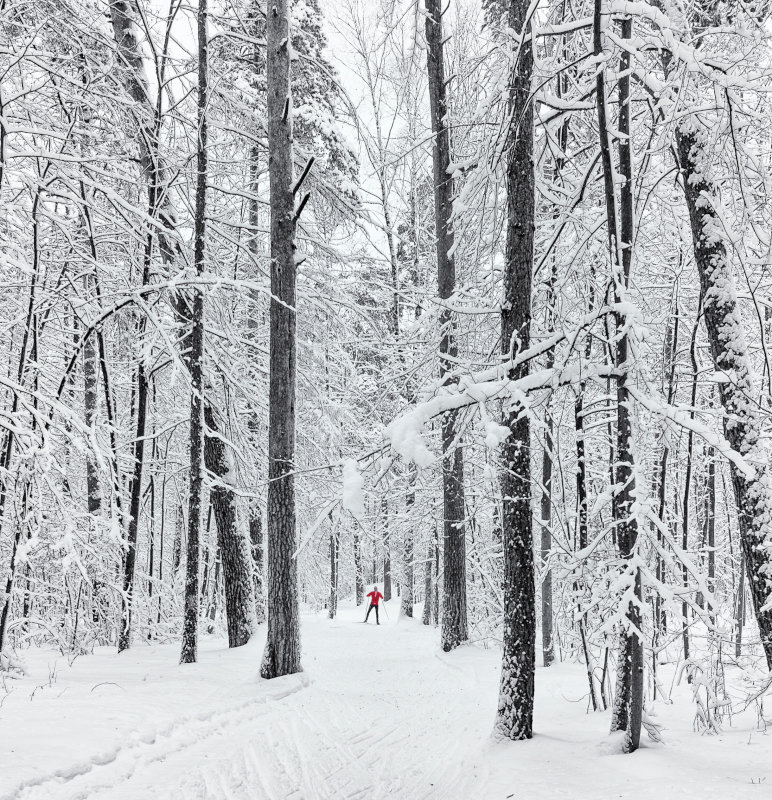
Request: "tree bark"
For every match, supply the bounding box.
[260,0,301,679]
[495,0,535,741]
[328,519,338,620]
[705,448,716,600]
[382,496,392,601]
[402,472,415,618]
[596,7,643,752]
[679,318,700,666]
[83,270,101,517]
[675,126,772,670]
[180,0,209,665]
[425,0,468,654]
[422,537,433,625]
[205,404,257,646]
[249,505,265,623]
[353,530,364,606]
[540,264,557,667]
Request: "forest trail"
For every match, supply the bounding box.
[2,603,770,799]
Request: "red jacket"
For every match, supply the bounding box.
[367,590,383,606]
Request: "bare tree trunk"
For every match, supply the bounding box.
[653,310,678,645]
[260,0,301,679]
[680,317,700,667]
[676,126,772,670]
[328,519,338,620]
[247,137,265,626]
[402,473,415,617]
[495,0,535,741]
[382,496,392,601]
[597,8,643,752]
[432,526,440,626]
[205,404,257,646]
[705,448,716,599]
[425,0,468,654]
[422,537,433,625]
[180,0,209,664]
[736,550,745,658]
[83,271,101,517]
[540,263,557,667]
[353,530,364,606]
[249,505,265,623]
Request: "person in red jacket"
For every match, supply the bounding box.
[365,585,383,624]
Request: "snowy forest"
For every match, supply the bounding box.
[2,0,772,796]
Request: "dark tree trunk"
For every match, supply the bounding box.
[120,342,148,653]
[173,507,183,575]
[261,0,301,679]
[705,449,716,598]
[680,318,700,666]
[353,531,364,606]
[495,0,535,741]
[204,404,257,646]
[422,537,433,625]
[83,272,101,517]
[654,311,678,643]
[249,504,265,623]
[600,11,643,752]
[180,0,209,665]
[382,496,392,601]
[402,474,415,617]
[432,528,440,626]
[328,521,338,620]
[425,0,468,654]
[540,265,557,667]
[675,127,772,670]
[736,550,745,658]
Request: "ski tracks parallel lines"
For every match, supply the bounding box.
[5,673,310,800]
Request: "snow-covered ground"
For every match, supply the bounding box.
[2,602,770,799]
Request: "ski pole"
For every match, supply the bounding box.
[382,602,390,621]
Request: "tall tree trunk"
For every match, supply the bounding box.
[736,550,746,657]
[402,472,415,617]
[675,126,772,670]
[382,496,392,601]
[180,0,209,665]
[249,505,265,623]
[422,537,433,625]
[540,263,557,667]
[425,0,468,654]
[205,404,257,646]
[654,309,678,644]
[353,530,364,606]
[260,0,301,679]
[328,519,338,620]
[597,8,643,752]
[494,0,535,741]
[83,271,101,517]
[432,527,440,626]
[705,448,716,601]
[247,138,265,625]
[680,318,700,667]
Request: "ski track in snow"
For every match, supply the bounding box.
[8,674,310,800]
[3,603,771,799]
[3,609,478,800]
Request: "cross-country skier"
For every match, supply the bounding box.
[365,585,383,624]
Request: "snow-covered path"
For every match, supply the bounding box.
[2,603,770,799]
